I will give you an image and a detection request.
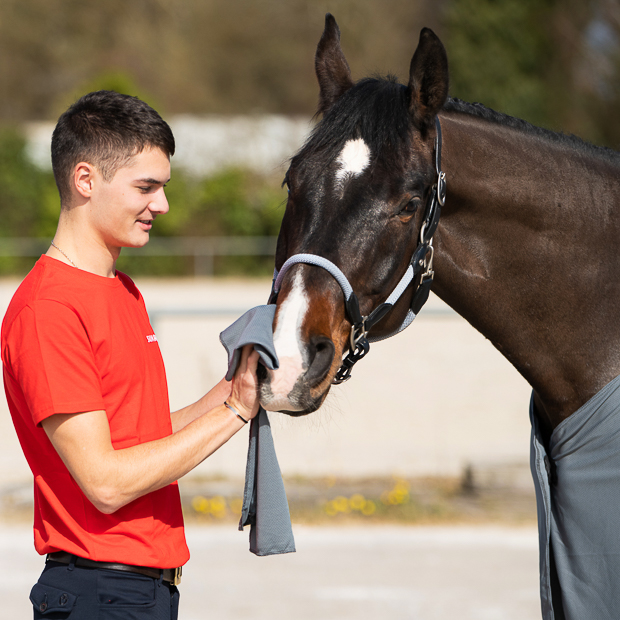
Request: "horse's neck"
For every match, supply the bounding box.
[433,112,620,428]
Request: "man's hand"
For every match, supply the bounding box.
[227,345,261,422]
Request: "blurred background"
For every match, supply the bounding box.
[0,1,618,618]
[0,0,618,277]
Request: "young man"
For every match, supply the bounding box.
[1,90,260,619]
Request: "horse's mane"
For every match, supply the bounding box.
[297,76,618,166]
[443,97,619,163]
[297,77,412,164]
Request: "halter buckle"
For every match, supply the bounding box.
[333,331,370,384]
[349,319,368,352]
[421,244,435,280]
[437,171,447,207]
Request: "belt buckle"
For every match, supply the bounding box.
[171,566,182,586]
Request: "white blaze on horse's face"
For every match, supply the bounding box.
[335,138,371,189]
[264,271,309,411]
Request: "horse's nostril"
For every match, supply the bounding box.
[256,362,267,384]
[305,336,336,387]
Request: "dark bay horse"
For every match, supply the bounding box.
[258,14,620,618]
[259,15,620,447]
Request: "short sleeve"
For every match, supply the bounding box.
[5,300,105,426]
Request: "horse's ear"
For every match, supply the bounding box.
[407,28,449,131]
[315,14,354,115]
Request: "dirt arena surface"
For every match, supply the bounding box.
[1,276,541,618]
[3,523,541,620]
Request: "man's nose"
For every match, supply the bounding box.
[150,187,169,215]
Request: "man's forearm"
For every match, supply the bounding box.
[170,377,232,433]
[43,402,247,514]
[42,349,260,514]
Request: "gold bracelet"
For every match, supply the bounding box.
[224,401,248,424]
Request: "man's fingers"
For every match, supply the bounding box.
[229,346,261,419]
[236,345,251,373]
[246,349,260,372]
[237,346,259,375]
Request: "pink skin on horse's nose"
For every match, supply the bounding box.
[262,357,306,411]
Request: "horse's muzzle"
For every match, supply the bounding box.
[258,336,336,414]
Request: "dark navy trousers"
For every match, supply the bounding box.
[31,559,180,619]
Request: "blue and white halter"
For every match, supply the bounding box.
[271,118,447,384]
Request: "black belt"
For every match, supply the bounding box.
[47,551,182,586]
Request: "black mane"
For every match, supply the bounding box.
[296,77,412,165]
[443,97,619,163]
[294,76,619,167]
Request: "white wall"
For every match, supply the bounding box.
[24,115,313,177]
[0,277,533,487]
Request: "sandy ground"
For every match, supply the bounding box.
[4,523,541,620]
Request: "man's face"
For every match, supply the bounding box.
[88,146,171,251]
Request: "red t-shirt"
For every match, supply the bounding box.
[1,256,189,568]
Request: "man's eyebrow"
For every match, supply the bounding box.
[135,177,170,185]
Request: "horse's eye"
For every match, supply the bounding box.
[401,197,421,214]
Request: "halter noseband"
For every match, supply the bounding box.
[271,117,446,384]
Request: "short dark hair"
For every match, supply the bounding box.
[51,90,175,203]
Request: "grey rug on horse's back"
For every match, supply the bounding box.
[531,373,620,620]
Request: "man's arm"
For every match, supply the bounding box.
[170,377,232,433]
[42,347,260,515]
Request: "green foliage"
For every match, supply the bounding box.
[445,0,556,128]
[53,70,164,121]
[0,128,58,274]
[0,128,286,277]
[0,0,434,121]
[154,167,285,239]
[443,0,619,148]
[116,167,286,276]
[0,0,618,147]
[0,127,59,236]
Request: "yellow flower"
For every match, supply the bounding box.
[324,501,338,517]
[332,496,351,513]
[349,494,366,511]
[191,496,210,514]
[361,500,376,516]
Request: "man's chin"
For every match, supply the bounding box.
[122,233,151,249]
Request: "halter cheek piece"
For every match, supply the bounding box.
[271,117,446,384]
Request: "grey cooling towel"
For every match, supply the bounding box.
[530,373,620,620]
[219,304,296,556]
[221,305,280,382]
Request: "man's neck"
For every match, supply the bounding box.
[49,213,119,278]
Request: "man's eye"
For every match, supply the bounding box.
[140,184,167,193]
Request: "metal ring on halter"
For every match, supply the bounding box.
[350,320,368,352]
[419,222,428,248]
[437,172,447,206]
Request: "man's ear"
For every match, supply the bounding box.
[73,162,96,199]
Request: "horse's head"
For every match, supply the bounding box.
[259,14,449,415]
